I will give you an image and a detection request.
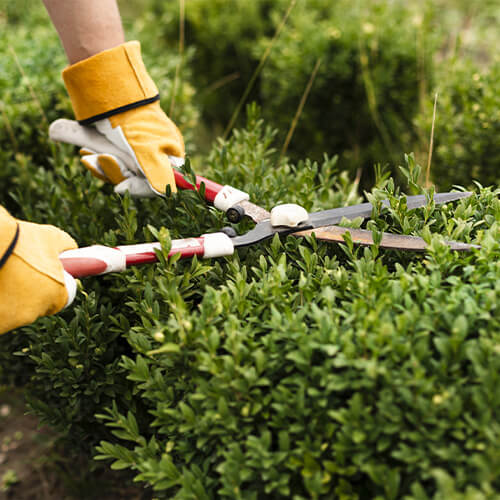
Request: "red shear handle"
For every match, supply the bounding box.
[173,170,223,203]
[60,234,234,278]
[173,169,249,211]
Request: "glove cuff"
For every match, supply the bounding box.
[62,41,159,125]
[0,207,19,269]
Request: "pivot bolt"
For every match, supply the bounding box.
[226,205,245,223]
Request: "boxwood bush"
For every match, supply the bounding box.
[91,153,499,499]
[147,0,500,188]
[2,105,499,498]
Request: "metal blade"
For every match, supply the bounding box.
[231,191,473,248]
[295,225,479,252]
[239,200,271,223]
[231,220,298,247]
[309,191,472,229]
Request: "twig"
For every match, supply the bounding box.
[9,45,48,126]
[354,167,362,187]
[425,92,438,187]
[223,0,297,139]
[280,58,322,163]
[201,72,241,96]
[170,0,185,116]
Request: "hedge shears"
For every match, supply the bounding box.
[50,119,477,279]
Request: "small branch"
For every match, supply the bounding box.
[280,58,322,163]
[201,72,241,96]
[425,92,438,187]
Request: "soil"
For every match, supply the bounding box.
[0,388,151,500]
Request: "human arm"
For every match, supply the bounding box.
[42,0,125,64]
[43,0,185,196]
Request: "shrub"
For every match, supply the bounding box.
[259,1,436,172]
[149,0,276,125]
[416,60,500,189]
[146,0,500,188]
[152,0,436,177]
[92,152,500,498]
[2,93,500,498]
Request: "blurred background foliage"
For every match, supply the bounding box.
[1,0,498,190]
[138,0,498,188]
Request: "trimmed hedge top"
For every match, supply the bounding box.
[2,107,499,498]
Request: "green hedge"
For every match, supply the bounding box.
[2,106,499,497]
[91,149,500,499]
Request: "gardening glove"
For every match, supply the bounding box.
[61,41,185,197]
[0,207,78,335]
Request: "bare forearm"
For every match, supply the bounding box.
[42,0,125,64]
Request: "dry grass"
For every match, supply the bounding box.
[279,58,322,163]
[425,92,439,187]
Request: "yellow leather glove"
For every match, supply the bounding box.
[62,41,185,197]
[0,207,78,335]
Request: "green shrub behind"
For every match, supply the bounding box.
[148,0,499,189]
[152,0,436,179]
[260,0,434,175]
[149,0,276,124]
[417,59,500,189]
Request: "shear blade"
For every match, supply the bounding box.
[231,191,473,248]
[309,191,473,229]
[296,226,478,252]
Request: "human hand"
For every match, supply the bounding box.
[60,41,184,196]
[0,207,78,334]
